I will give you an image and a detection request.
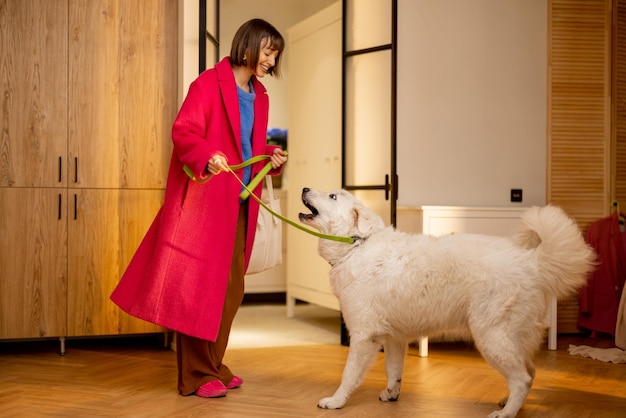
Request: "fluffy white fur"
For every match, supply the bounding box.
[298,188,596,418]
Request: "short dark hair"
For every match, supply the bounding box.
[230,19,285,78]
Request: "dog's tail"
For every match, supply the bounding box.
[512,205,596,299]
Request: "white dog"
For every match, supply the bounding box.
[298,188,595,418]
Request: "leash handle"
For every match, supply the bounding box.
[183,154,271,183]
[183,155,354,244]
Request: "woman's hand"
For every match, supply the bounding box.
[270,148,287,169]
[207,154,228,175]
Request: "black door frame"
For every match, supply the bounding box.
[341,0,398,226]
[199,0,220,74]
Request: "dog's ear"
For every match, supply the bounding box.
[353,206,385,236]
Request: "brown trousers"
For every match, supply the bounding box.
[176,205,247,395]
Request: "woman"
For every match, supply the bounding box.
[111,19,287,398]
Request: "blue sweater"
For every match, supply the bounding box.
[237,81,255,186]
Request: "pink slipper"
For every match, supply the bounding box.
[195,380,227,398]
[226,375,243,389]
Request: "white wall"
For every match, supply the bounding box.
[180,0,548,209]
[397,0,547,207]
[178,0,200,105]
[177,0,335,126]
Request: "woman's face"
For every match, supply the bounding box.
[253,38,280,78]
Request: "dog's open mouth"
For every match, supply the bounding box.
[299,196,318,221]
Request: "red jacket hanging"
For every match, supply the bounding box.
[578,212,626,337]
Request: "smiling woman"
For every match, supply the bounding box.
[110,17,287,400]
[229,19,285,92]
[230,19,284,77]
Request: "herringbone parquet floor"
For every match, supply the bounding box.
[1,303,625,417]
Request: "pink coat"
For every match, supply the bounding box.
[110,57,282,341]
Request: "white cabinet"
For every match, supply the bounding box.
[397,205,557,355]
[285,3,342,316]
[397,206,531,236]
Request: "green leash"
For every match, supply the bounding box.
[183,156,355,244]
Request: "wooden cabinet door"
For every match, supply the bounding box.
[0,1,69,340]
[66,189,164,336]
[0,1,68,188]
[118,0,177,190]
[68,0,119,189]
[65,0,175,336]
[68,0,175,190]
[548,0,612,333]
[116,190,167,334]
[0,188,68,339]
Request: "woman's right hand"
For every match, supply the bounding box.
[207,154,228,175]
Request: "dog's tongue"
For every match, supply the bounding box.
[299,212,315,220]
[300,200,319,219]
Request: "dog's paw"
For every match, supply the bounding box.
[379,387,400,402]
[487,409,515,418]
[317,397,344,409]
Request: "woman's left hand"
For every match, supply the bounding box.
[270,148,287,169]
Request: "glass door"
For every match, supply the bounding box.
[343,0,397,225]
[199,0,220,71]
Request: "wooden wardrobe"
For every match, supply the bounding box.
[548,0,626,332]
[0,0,177,342]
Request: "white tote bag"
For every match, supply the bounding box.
[247,176,282,275]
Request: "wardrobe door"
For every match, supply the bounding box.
[0,0,68,188]
[118,0,176,189]
[0,188,68,339]
[67,189,165,336]
[548,0,611,231]
[68,0,175,190]
[615,0,626,203]
[0,1,69,339]
[65,0,176,336]
[286,4,342,312]
[548,0,612,333]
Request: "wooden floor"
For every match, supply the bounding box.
[1,335,625,417]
